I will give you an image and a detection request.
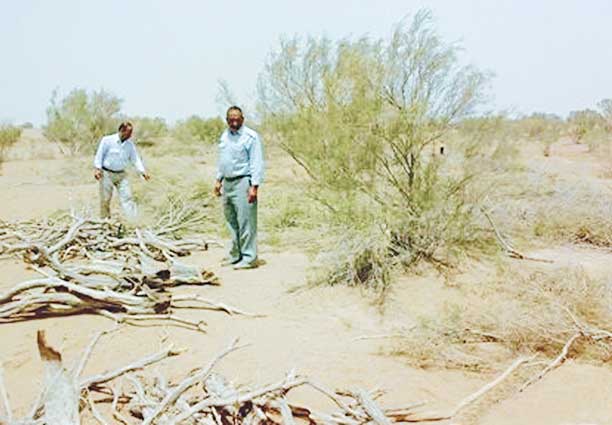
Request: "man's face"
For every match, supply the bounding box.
[119,126,133,141]
[226,110,244,131]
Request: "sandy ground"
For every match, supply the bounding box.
[1,135,611,424]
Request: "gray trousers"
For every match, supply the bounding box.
[222,176,258,264]
[99,170,138,221]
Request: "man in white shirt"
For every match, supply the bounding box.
[93,122,150,221]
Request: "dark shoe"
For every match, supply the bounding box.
[221,257,241,267]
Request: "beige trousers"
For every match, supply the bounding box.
[99,170,138,222]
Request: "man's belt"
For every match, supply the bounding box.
[102,167,125,173]
[224,174,250,181]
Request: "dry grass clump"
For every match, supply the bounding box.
[0,124,22,170]
[531,185,612,247]
[393,267,612,370]
[314,231,394,299]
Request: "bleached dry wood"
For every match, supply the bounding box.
[277,398,295,425]
[73,328,117,380]
[481,208,553,263]
[81,347,181,389]
[169,373,309,424]
[37,331,80,425]
[87,391,110,425]
[449,355,533,417]
[352,330,415,341]
[110,385,131,425]
[0,211,257,332]
[3,329,540,425]
[142,338,244,425]
[518,333,581,393]
[305,381,365,420]
[0,365,12,423]
[100,311,207,333]
[171,295,263,317]
[405,356,534,423]
[355,389,391,425]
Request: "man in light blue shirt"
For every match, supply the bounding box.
[214,106,265,269]
[93,122,150,221]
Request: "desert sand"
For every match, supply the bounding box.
[1,131,611,424]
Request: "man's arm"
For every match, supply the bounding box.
[213,135,224,197]
[247,133,264,203]
[129,142,149,180]
[248,133,264,187]
[93,137,106,180]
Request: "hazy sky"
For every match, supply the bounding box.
[1,0,611,125]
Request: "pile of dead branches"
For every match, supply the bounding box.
[0,207,258,330]
[0,204,214,264]
[0,330,534,425]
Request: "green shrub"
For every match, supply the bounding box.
[257,10,491,292]
[129,116,168,146]
[173,116,225,144]
[44,88,122,155]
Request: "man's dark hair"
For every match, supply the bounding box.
[226,106,243,117]
[118,121,133,131]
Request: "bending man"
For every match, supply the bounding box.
[214,106,265,270]
[93,121,150,222]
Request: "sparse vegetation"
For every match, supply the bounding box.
[394,266,612,370]
[173,115,225,144]
[2,7,612,424]
[0,124,22,170]
[44,88,122,155]
[567,108,603,144]
[129,116,169,146]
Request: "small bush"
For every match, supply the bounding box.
[0,124,22,169]
[129,116,169,146]
[510,113,563,155]
[597,98,612,132]
[395,267,612,369]
[315,230,394,300]
[173,116,225,145]
[531,185,612,247]
[567,109,603,144]
[44,88,122,155]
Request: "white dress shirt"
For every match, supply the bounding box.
[93,133,146,174]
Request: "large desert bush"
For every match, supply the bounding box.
[257,10,492,294]
[44,88,122,155]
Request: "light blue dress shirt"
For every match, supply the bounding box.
[216,125,265,186]
[93,133,146,174]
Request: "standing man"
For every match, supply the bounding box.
[214,106,265,270]
[93,122,150,222]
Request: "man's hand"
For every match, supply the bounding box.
[213,180,223,197]
[94,168,102,181]
[142,173,151,181]
[247,186,258,204]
